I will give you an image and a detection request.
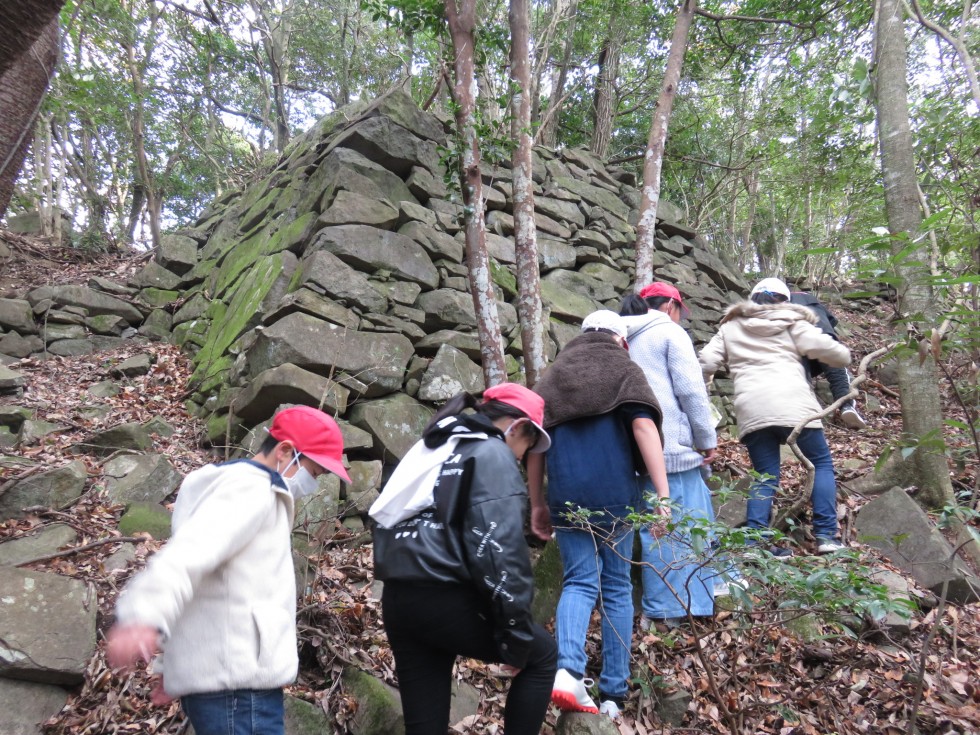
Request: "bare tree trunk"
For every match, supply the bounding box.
[537,0,577,148]
[590,3,625,159]
[907,0,980,110]
[445,0,508,386]
[634,0,697,290]
[37,113,53,236]
[509,0,547,387]
[251,1,293,151]
[123,7,162,250]
[0,16,59,220]
[874,0,955,509]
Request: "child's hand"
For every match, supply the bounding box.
[150,676,175,706]
[106,624,160,670]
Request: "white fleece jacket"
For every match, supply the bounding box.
[115,460,297,697]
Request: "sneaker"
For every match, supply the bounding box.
[714,576,748,597]
[769,546,794,559]
[816,538,847,554]
[639,614,683,631]
[598,700,622,720]
[551,668,598,713]
[840,406,867,430]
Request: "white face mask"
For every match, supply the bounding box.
[281,451,319,499]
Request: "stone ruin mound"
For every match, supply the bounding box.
[7,88,748,481]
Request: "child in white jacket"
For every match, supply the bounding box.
[107,405,349,735]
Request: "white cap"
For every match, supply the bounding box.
[750,277,791,301]
[581,309,627,339]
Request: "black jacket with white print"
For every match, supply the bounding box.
[373,414,535,667]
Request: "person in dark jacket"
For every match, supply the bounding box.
[533,310,670,721]
[370,383,558,735]
[790,290,867,429]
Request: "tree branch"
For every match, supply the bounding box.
[905,0,980,109]
[694,6,824,30]
[13,536,145,567]
[155,0,220,24]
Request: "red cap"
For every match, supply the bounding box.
[269,405,351,482]
[482,382,551,452]
[638,282,690,318]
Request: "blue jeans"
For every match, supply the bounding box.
[741,426,839,541]
[640,469,715,619]
[181,689,284,735]
[554,524,634,700]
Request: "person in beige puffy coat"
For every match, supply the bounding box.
[699,278,851,554]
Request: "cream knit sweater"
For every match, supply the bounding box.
[622,311,717,474]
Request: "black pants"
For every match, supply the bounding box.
[382,581,557,735]
[823,365,854,407]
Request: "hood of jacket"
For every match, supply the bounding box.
[369,413,499,528]
[534,331,662,432]
[621,310,673,339]
[720,300,819,336]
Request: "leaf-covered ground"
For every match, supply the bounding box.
[2,236,978,735]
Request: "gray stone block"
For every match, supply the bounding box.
[856,487,980,604]
[0,461,87,519]
[418,344,484,402]
[103,453,182,506]
[0,524,78,567]
[0,566,97,685]
[0,677,69,734]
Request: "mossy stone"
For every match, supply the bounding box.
[143,416,176,437]
[239,188,281,233]
[138,288,180,308]
[341,666,405,735]
[191,254,285,386]
[0,426,17,449]
[117,501,172,538]
[0,404,32,429]
[489,257,517,298]
[782,610,823,642]
[206,411,246,447]
[87,380,120,398]
[284,695,335,735]
[19,420,65,445]
[531,541,563,624]
[194,355,234,397]
[139,309,173,341]
[174,319,209,349]
[263,211,315,256]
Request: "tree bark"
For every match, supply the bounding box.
[0,0,65,77]
[123,6,162,250]
[590,2,625,159]
[509,0,547,388]
[0,16,59,220]
[874,0,955,508]
[445,0,508,387]
[633,0,697,290]
[537,0,577,148]
[250,0,293,151]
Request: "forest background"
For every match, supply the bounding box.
[1,1,980,732]
[2,0,978,508]
[2,0,977,279]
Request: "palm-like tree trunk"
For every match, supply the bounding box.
[0,16,59,219]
